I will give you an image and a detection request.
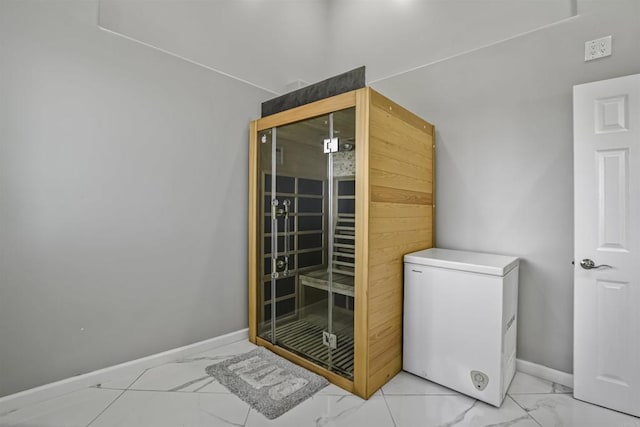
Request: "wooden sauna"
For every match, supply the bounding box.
[248,87,435,399]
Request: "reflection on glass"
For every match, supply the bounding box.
[257,108,356,379]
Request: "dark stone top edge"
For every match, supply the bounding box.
[261,66,365,118]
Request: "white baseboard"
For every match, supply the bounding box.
[516,358,573,388]
[0,328,248,414]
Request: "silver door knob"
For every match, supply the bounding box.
[580,259,613,270]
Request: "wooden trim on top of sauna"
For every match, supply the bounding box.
[369,89,434,136]
[248,120,259,343]
[256,91,357,131]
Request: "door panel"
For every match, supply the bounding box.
[573,73,640,417]
[596,149,628,251]
[256,108,356,379]
[595,279,634,387]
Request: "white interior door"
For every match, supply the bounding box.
[574,73,640,417]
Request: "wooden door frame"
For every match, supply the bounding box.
[247,89,367,396]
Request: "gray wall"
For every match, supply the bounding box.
[372,0,640,373]
[327,0,575,83]
[0,1,270,397]
[3,0,639,398]
[97,0,330,94]
[96,0,576,94]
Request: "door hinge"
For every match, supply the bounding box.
[322,331,337,349]
[323,138,339,154]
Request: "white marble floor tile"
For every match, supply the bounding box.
[385,394,539,427]
[507,372,572,395]
[190,340,258,360]
[128,357,230,393]
[0,388,121,427]
[316,383,352,396]
[100,340,256,394]
[511,393,640,427]
[315,383,382,397]
[245,394,395,427]
[382,371,460,396]
[94,368,147,390]
[90,389,250,427]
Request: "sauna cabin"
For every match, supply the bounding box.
[248,87,435,398]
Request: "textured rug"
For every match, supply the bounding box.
[205,347,329,419]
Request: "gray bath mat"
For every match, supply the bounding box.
[205,347,329,419]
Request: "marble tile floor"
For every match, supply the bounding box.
[1,339,639,427]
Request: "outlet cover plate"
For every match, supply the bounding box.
[585,36,612,61]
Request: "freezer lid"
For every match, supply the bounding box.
[404,248,519,276]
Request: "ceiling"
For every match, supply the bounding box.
[98,0,576,94]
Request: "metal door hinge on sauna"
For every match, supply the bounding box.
[248,87,435,399]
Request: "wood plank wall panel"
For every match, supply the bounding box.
[365,89,434,397]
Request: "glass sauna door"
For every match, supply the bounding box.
[257,107,356,379]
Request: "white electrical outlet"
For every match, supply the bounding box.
[585,36,612,61]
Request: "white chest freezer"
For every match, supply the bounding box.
[403,248,519,407]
